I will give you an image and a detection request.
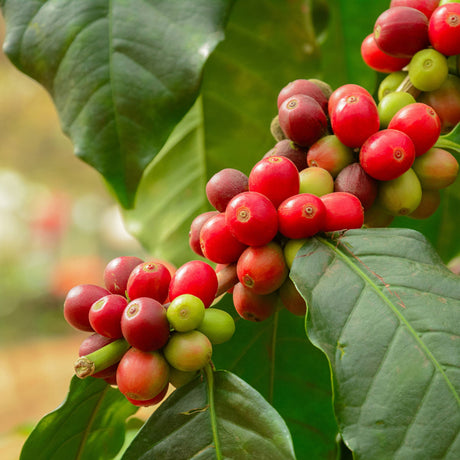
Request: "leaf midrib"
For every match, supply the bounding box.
[317,235,460,406]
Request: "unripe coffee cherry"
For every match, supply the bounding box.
[232,282,278,322]
[169,368,199,389]
[299,167,334,196]
[248,156,299,208]
[197,308,236,344]
[89,294,128,339]
[373,7,429,58]
[409,189,441,219]
[116,348,170,401]
[278,94,328,147]
[283,238,308,269]
[359,129,415,181]
[163,330,213,372]
[378,71,407,101]
[277,79,328,112]
[408,48,448,92]
[263,139,308,172]
[237,242,288,295]
[378,168,422,216]
[126,262,171,303]
[189,211,219,256]
[225,191,278,247]
[363,202,395,229]
[278,193,326,239]
[168,260,218,309]
[121,297,170,351]
[279,278,307,317]
[428,3,460,56]
[377,91,416,128]
[103,256,144,295]
[321,192,364,232]
[205,168,249,212]
[166,294,205,332]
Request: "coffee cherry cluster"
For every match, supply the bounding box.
[64,256,235,406]
[362,0,460,133]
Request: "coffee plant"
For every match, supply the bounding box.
[2,0,460,459]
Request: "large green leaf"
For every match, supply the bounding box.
[122,368,296,459]
[290,228,460,458]
[0,0,234,208]
[212,295,339,459]
[20,376,138,460]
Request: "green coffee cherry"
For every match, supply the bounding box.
[409,49,449,92]
[283,238,308,269]
[378,71,407,101]
[168,367,199,389]
[299,167,334,196]
[378,92,416,128]
[166,294,205,332]
[197,308,235,344]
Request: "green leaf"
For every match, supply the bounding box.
[20,376,138,460]
[122,368,296,460]
[211,295,338,459]
[1,0,234,208]
[436,122,460,156]
[290,228,460,458]
[123,0,323,264]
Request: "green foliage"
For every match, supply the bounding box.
[290,228,460,458]
[122,368,296,460]
[20,376,137,460]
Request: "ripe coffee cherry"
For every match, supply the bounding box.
[279,278,307,317]
[103,256,144,295]
[299,167,334,196]
[121,297,170,351]
[321,192,364,232]
[166,294,205,332]
[205,168,249,212]
[334,163,378,211]
[388,103,441,156]
[408,48,448,92]
[378,168,422,216]
[189,211,219,256]
[378,71,407,101]
[163,330,213,372]
[283,238,308,269]
[168,260,218,308]
[169,368,199,389]
[278,193,326,239]
[429,3,460,56]
[89,294,128,339]
[329,90,380,148]
[361,33,410,73]
[126,384,169,407]
[364,202,395,229]
[197,308,235,345]
[277,79,328,113]
[306,135,355,177]
[263,139,308,172]
[126,262,171,303]
[236,242,288,295]
[412,147,459,190]
[409,189,441,219]
[278,94,328,147]
[377,91,416,128]
[390,0,439,19]
[373,7,429,58]
[116,348,170,401]
[232,282,278,322]
[225,191,278,247]
[328,84,372,112]
[359,129,415,181]
[200,213,247,264]
[78,333,118,379]
[64,284,111,332]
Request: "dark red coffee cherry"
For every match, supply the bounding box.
[263,139,308,172]
[429,3,460,56]
[103,256,144,296]
[225,191,278,247]
[126,262,171,303]
[121,297,170,351]
[232,282,278,322]
[321,192,364,232]
[205,168,249,212]
[279,278,307,317]
[64,284,111,332]
[390,0,439,19]
[78,333,118,380]
[189,211,219,257]
[277,79,328,113]
[89,294,128,339]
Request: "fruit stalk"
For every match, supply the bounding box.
[396,73,421,98]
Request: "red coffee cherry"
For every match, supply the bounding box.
[103,256,144,295]
[116,348,170,401]
[205,168,249,212]
[361,33,411,73]
[277,79,328,113]
[279,278,307,317]
[249,156,300,208]
[225,191,278,247]
[329,89,380,148]
[373,7,429,58]
[278,193,326,239]
[321,192,364,232]
[328,84,373,112]
[121,297,170,351]
[236,242,288,295]
[89,294,128,339]
[278,94,328,147]
[126,262,171,303]
[359,129,415,181]
[78,333,118,380]
[263,139,308,172]
[64,284,111,332]
[429,3,460,56]
[125,384,169,407]
[189,211,219,257]
[232,282,278,322]
[390,0,439,19]
[168,260,218,309]
[200,213,247,264]
[388,103,441,156]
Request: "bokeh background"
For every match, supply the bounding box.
[0,15,145,459]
